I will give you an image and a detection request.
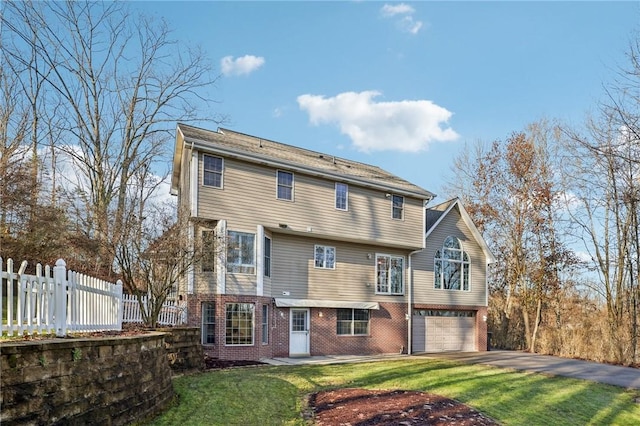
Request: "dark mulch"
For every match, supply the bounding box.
[310,388,500,426]
[203,355,266,370]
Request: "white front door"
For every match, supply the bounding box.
[289,308,310,356]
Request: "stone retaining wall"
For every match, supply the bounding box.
[0,328,202,425]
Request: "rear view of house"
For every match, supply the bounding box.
[170,124,493,360]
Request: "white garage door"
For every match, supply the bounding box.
[412,311,476,352]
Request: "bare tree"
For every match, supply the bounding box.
[448,121,577,353]
[1,0,222,276]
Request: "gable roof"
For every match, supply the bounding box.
[425,198,496,264]
[171,124,435,199]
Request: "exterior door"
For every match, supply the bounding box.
[289,308,310,356]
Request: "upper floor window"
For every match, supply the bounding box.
[434,236,470,291]
[227,231,255,274]
[335,182,348,211]
[376,254,404,295]
[314,245,336,269]
[201,230,216,272]
[392,194,404,220]
[203,154,223,188]
[277,170,294,201]
[264,236,271,278]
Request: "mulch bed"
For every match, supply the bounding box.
[309,388,500,426]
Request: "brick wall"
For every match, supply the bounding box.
[310,303,408,356]
[187,294,275,360]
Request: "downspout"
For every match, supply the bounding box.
[407,196,433,355]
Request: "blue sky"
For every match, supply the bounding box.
[135,1,639,200]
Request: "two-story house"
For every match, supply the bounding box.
[170,124,494,360]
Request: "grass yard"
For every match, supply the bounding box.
[148,358,640,425]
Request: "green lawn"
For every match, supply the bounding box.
[148,358,640,426]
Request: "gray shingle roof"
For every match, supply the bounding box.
[178,124,434,199]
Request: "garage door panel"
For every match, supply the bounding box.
[412,314,476,353]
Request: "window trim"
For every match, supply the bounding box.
[335,182,348,211]
[314,245,336,269]
[261,304,269,345]
[201,302,216,345]
[434,236,471,292]
[276,170,294,201]
[375,254,405,295]
[337,308,370,336]
[227,231,256,275]
[203,154,223,188]
[264,236,272,278]
[391,194,404,220]
[225,303,255,346]
[201,229,215,272]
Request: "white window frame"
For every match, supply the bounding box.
[261,304,269,344]
[337,308,370,336]
[227,231,256,274]
[434,236,471,291]
[203,154,223,188]
[225,303,254,346]
[264,236,271,278]
[375,254,405,295]
[201,229,216,272]
[276,170,294,201]
[391,194,404,220]
[335,182,348,211]
[201,302,216,345]
[314,245,336,269]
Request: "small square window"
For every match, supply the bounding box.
[314,245,336,269]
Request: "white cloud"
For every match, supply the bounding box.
[220,55,265,77]
[381,3,423,35]
[297,91,458,153]
[381,3,415,17]
[401,16,423,35]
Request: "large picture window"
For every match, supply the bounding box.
[335,182,348,211]
[277,170,294,201]
[227,231,255,274]
[203,154,223,188]
[202,302,215,344]
[337,309,369,335]
[376,255,404,294]
[314,245,336,269]
[225,303,254,345]
[434,236,470,291]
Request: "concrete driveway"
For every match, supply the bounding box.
[420,350,640,389]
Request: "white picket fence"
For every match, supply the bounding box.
[1,257,123,337]
[122,293,186,326]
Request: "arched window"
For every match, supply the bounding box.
[434,236,470,291]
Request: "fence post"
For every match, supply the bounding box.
[54,259,68,337]
[115,280,124,330]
